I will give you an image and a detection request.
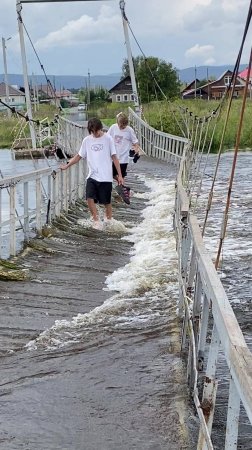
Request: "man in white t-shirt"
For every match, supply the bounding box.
[107,113,141,183]
[60,118,123,229]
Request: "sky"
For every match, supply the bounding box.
[0,0,251,77]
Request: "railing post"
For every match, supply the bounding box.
[23,181,29,240]
[198,323,220,449]
[36,177,42,231]
[225,377,240,449]
[178,213,191,316]
[9,185,16,256]
[198,294,210,371]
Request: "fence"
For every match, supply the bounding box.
[0,116,87,258]
[128,107,252,450]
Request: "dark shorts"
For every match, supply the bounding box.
[86,178,112,205]
[113,163,128,178]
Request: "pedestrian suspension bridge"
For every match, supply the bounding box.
[1,105,252,448]
[0,0,252,449]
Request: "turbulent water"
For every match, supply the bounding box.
[191,151,252,449]
[0,149,251,448]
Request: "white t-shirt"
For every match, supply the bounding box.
[78,133,116,182]
[107,124,138,164]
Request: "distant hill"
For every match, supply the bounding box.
[0,73,122,90]
[178,64,247,83]
[0,65,248,90]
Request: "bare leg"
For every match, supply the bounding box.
[104,203,112,220]
[87,198,99,221]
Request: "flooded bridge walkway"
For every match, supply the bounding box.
[0,157,195,449]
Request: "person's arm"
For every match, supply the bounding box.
[111,154,123,185]
[60,154,82,170]
[129,126,141,154]
[132,142,141,154]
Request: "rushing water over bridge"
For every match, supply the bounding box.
[0,109,252,449]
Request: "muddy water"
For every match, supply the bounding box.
[0,150,251,449]
[193,151,252,449]
[0,154,195,449]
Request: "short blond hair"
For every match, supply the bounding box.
[117,113,128,128]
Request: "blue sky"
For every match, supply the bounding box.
[0,0,251,77]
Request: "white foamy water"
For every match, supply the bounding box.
[26,177,178,351]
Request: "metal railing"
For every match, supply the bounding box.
[0,116,87,258]
[129,107,252,449]
[128,108,188,165]
[56,115,88,157]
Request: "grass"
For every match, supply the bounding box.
[1,99,252,151]
[0,104,60,148]
[141,98,252,152]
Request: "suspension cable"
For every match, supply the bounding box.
[18,13,62,110]
[201,0,252,236]
[215,47,252,269]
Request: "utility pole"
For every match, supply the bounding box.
[87,69,91,108]
[119,0,140,115]
[207,66,210,101]
[32,72,38,112]
[2,37,11,117]
[194,65,197,99]
[16,0,37,149]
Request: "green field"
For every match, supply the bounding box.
[0,100,251,151]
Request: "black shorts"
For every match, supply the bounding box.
[86,178,112,205]
[113,163,128,178]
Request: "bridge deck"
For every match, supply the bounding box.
[0,157,196,449]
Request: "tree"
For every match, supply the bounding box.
[78,86,110,104]
[122,56,181,103]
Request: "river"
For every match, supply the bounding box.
[0,148,251,448]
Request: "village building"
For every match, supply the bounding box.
[38,85,78,106]
[239,67,252,82]
[182,70,247,100]
[108,75,135,103]
[0,82,26,111]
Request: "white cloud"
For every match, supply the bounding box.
[35,5,121,50]
[0,0,250,75]
[185,44,215,65]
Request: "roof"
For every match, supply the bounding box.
[0,82,25,97]
[109,75,132,93]
[239,68,252,79]
[181,79,201,93]
[55,89,73,98]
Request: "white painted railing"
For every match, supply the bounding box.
[56,115,88,157]
[128,108,188,165]
[129,107,252,449]
[0,116,87,258]
[0,163,86,258]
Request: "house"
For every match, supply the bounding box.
[239,67,252,82]
[109,75,135,103]
[182,70,247,100]
[38,85,78,106]
[181,79,209,99]
[0,82,26,111]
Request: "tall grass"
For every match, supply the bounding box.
[0,104,59,148]
[1,100,251,151]
[0,115,18,148]
[142,99,252,152]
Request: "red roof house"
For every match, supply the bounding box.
[239,68,252,80]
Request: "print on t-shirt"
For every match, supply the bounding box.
[91,144,103,152]
[115,135,123,145]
